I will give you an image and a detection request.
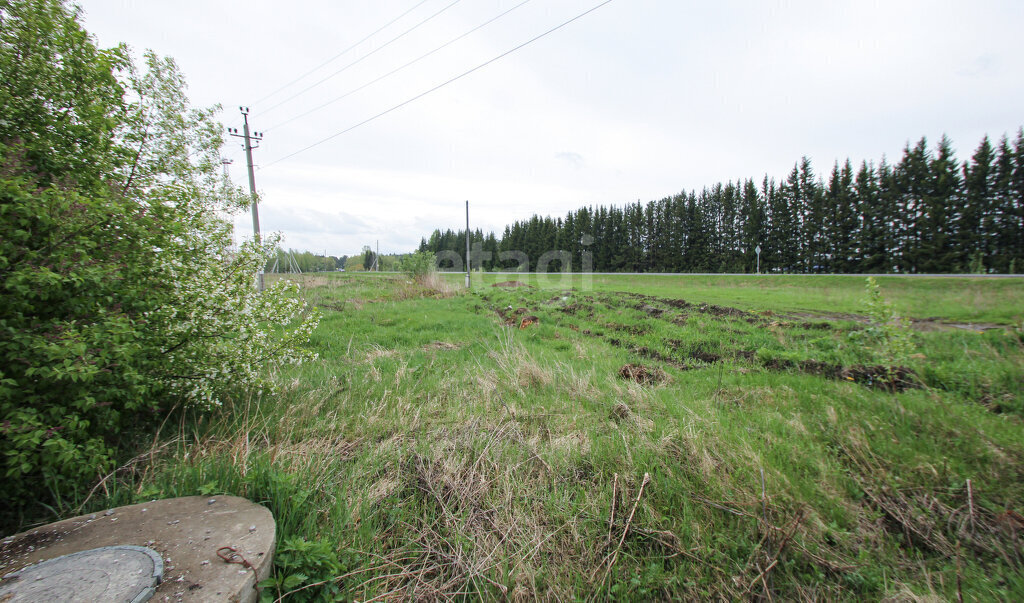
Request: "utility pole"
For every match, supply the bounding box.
[465,200,470,289]
[228,107,264,291]
[376,240,380,272]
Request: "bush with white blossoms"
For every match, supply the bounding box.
[0,0,318,525]
[142,194,321,407]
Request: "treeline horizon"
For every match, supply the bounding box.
[265,248,347,273]
[418,129,1024,274]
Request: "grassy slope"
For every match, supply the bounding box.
[97,273,1023,600]
[445,272,1024,324]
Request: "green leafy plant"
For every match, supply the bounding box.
[398,250,437,280]
[258,537,343,602]
[848,277,916,373]
[0,0,318,528]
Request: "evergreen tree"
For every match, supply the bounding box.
[919,136,961,272]
[894,138,931,272]
[991,136,1017,272]
[412,128,1020,275]
[774,167,802,271]
[1011,129,1024,271]
[796,158,826,272]
[960,136,995,271]
[825,161,857,273]
[740,179,766,273]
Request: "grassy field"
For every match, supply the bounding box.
[91,272,1023,600]
[445,272,1024,324]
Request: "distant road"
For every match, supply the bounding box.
[354,271,1024,278]
[478,272,1024,278]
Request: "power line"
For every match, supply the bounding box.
[260,0,463,115]
[253,0,432,106]
[264,0,616,169]
[264,0,534,133]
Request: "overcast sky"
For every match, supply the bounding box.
[79,0,1024,257]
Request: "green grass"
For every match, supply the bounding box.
[89,272,1024,600]
[446,271,1024,324]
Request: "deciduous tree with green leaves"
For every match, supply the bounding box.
[0,0,318,527]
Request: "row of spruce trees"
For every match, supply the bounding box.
[418,130,1024,274]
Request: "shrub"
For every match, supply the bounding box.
[398,250,437,280]
[848,277,915,370]
[0,0,317,526]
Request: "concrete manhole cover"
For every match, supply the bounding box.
[0,496,274,602]
[0,545,162,602]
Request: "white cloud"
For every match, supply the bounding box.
[81,0,1024,256]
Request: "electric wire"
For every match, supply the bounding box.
[253,0,431,106]
[264,0,534,133]
[260,0,463,115]
[263,0,615,169]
